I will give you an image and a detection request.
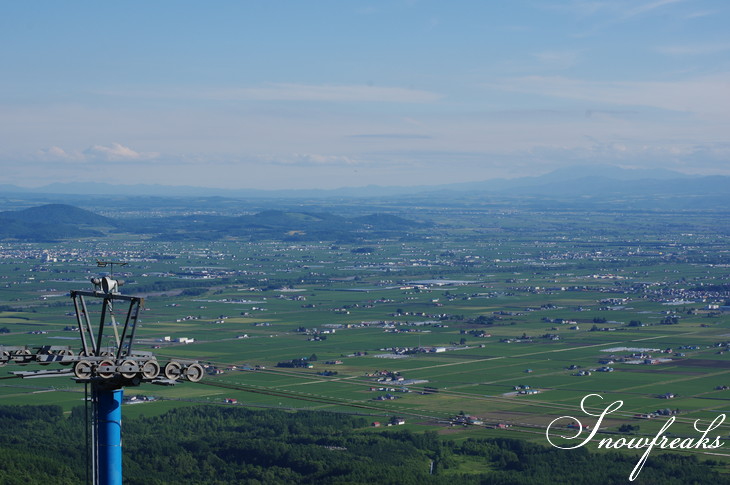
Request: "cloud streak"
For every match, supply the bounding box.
[37,143,158,163]
[263,153,360,166]
[84,142,157,161]
[622,0,687,18]
[484,74,730,114]
[100,84,443,104]
[36,146,85,162]
[233,84,441,103]
[348,134,433,139]
[655,43,730,56]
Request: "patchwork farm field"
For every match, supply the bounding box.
[1,206,730,464]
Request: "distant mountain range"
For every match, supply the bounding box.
[0,204,429,242]
[0,165,727,205]
[0,165,709,197]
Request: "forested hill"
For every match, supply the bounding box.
[0,204,117,241]
[123,209,430,242]
[0,204,429,242]
[0,405,722,484]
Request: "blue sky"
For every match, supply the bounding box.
[1,0,728,189]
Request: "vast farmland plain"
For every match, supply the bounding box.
[1,200,730,468]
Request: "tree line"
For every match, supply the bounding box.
[0,404,723,484]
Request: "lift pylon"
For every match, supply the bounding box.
[5,270,204,485]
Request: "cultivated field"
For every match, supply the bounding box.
[1,206,729,459]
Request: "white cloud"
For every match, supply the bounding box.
[36,146,84,161]
[83,143,158,162]
[287,153,359,166]
[35,143,159,163]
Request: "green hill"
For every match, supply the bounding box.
[0,204,117,241]
[0,204,429,242]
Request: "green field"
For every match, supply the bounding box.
[1,207,730,470]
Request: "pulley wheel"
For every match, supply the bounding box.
[97,359,115,379]
[141,360,161,379]
[37,350,51,366]
[13,348,31,364]
[184,363,204,382]
[119,359,139,379]
[74,360,93,379]
[58,349,74,366]
[163,361,182,380]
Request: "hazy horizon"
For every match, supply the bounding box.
[3,163,716,194]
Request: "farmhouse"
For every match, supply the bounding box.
[452,414,483,425]
[519,389,540,395]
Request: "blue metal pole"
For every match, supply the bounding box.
[97,387,123,485]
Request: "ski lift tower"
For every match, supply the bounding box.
[3,262,204,485]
